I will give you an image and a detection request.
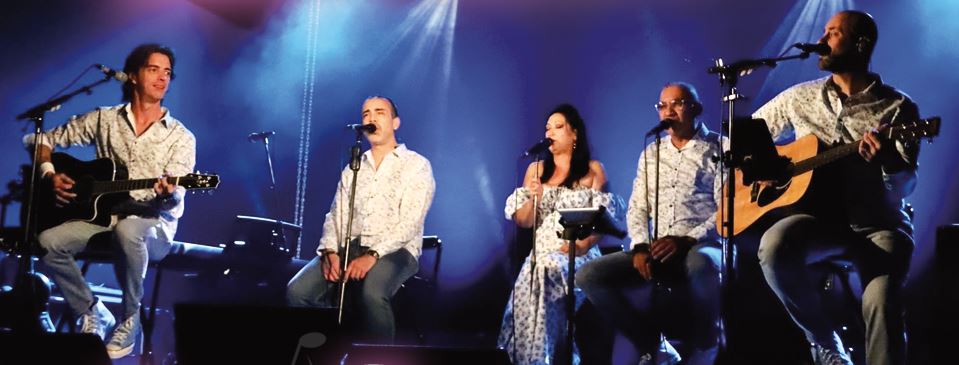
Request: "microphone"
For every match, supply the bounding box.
[792,42,831,56]
[248,131,275,142]
[96,64,128,82]
[523,138,552,156]
[346,124,377,133]
[645,119,675,137]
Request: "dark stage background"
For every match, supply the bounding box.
[1,0,957,362]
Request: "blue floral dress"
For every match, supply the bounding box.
[498,185,622,365]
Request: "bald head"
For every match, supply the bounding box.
[838,10,878,61]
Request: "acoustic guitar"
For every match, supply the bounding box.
[718,117,940,237]
[36,152,219,232]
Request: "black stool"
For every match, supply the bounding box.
[52,231,225,365]
[813,258,864,363]
[396,235,442,344]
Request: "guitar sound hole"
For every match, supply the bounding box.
[756,181,790,207]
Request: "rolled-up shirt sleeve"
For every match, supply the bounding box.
[22,109,101,150]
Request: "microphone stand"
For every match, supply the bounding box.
[252,133,291,258]
[648,129,674,352]
[529,154,543,305]
[558,206,626,365]
[336,130,364,324]
[707,50,813,361]
[563,223,585,365]
[7,74,114,333]
[506,145,546,360]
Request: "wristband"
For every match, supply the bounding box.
[40,162,55,177]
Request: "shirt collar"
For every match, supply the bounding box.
[362,143,407,162]
[123,103,172,129]
[823,73,883,101]
[661,122,709,151]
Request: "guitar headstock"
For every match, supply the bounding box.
[180,172,220,193]
[886,117,941,143]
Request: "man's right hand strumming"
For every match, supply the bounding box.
[49,172,77,206]
[321,252,342,282]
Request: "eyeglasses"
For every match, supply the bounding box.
[654,99,690,111]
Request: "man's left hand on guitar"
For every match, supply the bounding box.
[153,173,176,198]
[860,129,906,172]
[650,235,696,263]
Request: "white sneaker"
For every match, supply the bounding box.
[639,339,682,365]
[78,300,115,340]
[811,344,853,365]
[106,315,140,359]
[657,339,682,365]
[40,311,56,333]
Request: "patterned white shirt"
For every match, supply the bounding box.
[627,124,725,250]
[318,144,435,259]
[23,103,196,240]
[752,75,919,230]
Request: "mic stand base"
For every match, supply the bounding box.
[560,224,590,365]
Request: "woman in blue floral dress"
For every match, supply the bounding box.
[498,103,622,365]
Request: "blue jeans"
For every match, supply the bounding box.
[38,218,171,320]
[575,242,721,353]
[286,248,417,343]
[758,214,911,365]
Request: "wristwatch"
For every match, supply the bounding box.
[320,248,338,256]
[366,250,380,260]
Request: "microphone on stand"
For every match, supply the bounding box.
[346,124,377,133]
[95,64,128,82]
[523,138,553,157]
[646,119,676,137]
[248,131,275,142]
[792,42,831,56]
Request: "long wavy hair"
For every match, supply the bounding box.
[540,103,592,188]
[121,43,176,102]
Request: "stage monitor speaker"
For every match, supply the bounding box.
[343,343,511,365]
[0,333,110,365]
[934,224,959,363]
[174,303,347,365]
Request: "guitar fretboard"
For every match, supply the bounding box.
[91,177,179,195]
[791,141,859,176]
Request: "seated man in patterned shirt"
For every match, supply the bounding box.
[753,11,919,365]
[23,43,196,359]
[576,82,724,365]
[286,96,435,344]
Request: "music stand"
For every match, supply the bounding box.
[557,206,626,365]
[224,215,302,269]
[707,49,814,361]
[726,118,790,185]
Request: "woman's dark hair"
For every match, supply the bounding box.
[121,43,176,102]
[540,103,592,188]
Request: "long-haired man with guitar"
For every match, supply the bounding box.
[751,11,927,365]
[22,43,195,359]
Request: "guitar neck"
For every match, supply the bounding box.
[91,176,180,195]
[791,140,860,176]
